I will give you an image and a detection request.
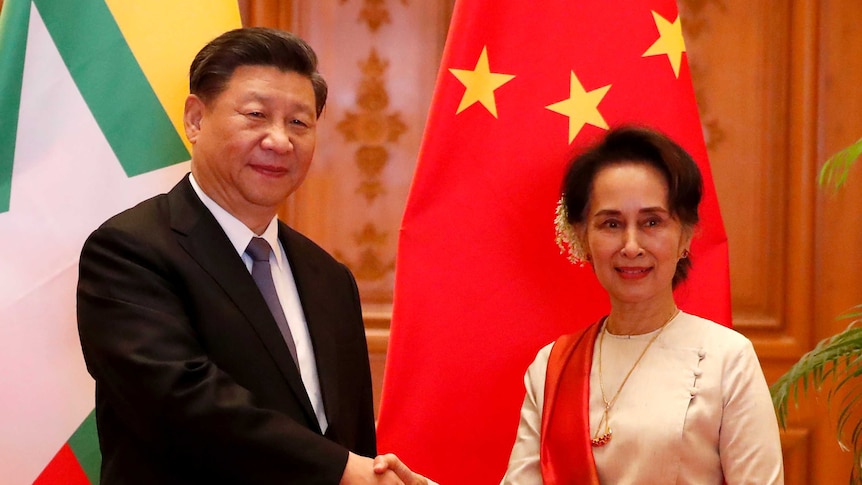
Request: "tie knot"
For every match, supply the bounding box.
[246,237,273,262]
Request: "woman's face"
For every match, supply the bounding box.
[579,162,691,308]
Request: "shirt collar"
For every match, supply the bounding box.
[189,173,284,268]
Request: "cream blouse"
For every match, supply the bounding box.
[501,311,784,484]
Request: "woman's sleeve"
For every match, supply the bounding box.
[500,344,553,484]
[719,340,785,484]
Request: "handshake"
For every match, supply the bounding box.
[341,452,433,485]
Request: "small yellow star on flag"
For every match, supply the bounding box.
[545,71,610,144]
[643,11,686,78]
[449,46,515,118]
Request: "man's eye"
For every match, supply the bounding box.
[247,111,264,118]
[291,119,309,127]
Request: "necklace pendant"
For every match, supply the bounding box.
[590,430,612,447]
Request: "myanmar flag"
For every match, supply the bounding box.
[0,1,239,483]
[376,1,731,484]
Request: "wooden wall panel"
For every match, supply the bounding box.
[812,1,862,483]
[682,1,792,335]
[285,1,449,308]
[816,0,862,345]
[238,0,292,28]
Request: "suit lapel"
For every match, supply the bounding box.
[279,224,341,431]
[167,177,319,427]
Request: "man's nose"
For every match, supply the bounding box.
[261,124,293,153]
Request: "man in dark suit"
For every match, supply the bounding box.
[77,27,425,484]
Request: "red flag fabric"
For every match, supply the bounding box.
[376,1,731,484]
[33,445,90,485]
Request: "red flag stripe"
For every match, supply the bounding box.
[33,443,91,485]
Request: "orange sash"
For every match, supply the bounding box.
[540,322,602,484]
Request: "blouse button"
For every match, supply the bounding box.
[693,369,703,377]
[697,349,706,360]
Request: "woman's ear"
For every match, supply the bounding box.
[574,223,590,262]
[679,225,695,258]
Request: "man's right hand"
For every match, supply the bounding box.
[372,453,431,485]
[340,452,405,485]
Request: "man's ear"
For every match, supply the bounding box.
[183,94,205,144]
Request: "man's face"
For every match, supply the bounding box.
[185,65,318,229]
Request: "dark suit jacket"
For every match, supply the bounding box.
[77,175,376,484]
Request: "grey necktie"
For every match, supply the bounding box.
[246,237,299,366]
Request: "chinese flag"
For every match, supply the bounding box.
[376,1,731,484]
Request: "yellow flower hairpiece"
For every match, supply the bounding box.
[554,195,588,266]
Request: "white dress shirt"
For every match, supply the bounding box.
[189,174,328,433]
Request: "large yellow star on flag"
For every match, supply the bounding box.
[643,11,686,78]
[545,72,611,144]
[449,46,515,118]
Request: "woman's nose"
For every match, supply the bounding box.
[620,228,643,257]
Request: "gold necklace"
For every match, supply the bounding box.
[591,308,680,447]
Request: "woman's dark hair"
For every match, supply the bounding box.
[189,27,328,117]
[561,126,703,287]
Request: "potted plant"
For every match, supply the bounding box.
[770,136,862,483]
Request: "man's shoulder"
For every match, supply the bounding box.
[91,192,172,242]
[94,178,191,234]
[278,222,344,268]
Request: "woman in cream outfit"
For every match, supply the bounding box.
[501,127,783,484]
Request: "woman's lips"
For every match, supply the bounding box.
[616,266,651,279]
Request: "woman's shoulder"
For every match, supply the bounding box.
[532,342,555,367]
[674,311,753,352]
[527,321,601,372]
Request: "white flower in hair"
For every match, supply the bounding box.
[554,195,588,266]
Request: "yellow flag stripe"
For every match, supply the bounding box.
[104,1,241,150]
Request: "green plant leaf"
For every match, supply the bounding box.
[770,311,862,483]
[819,137,862,192]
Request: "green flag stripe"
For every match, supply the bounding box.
[33,0,189,177]
[0,0,32,214]
[67,410,101,484]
